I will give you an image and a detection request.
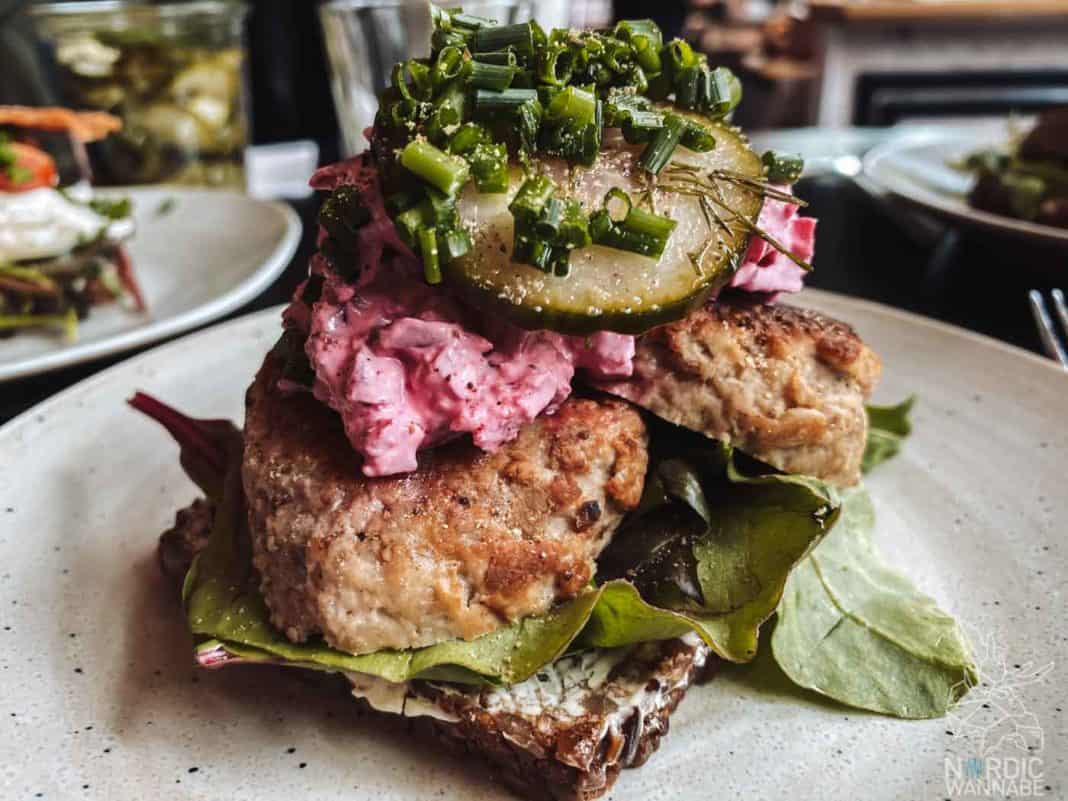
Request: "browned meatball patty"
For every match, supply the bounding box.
[242,351,648,655]
[596,298,880,486]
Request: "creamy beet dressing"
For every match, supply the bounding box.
[301,265,633,476]
[728,187,815,296]
[288,156,814,476]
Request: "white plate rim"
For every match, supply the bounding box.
[0,196,302,383]
[1,288,1065,800]
[863,128,1068,246]
[2,287,1063,439]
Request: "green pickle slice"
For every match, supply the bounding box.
[447,117,764,335]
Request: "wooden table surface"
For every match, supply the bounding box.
[810,0,1068,22]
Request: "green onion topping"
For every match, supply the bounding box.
[761,150,805,184]
[399,140,470,197]
[590,188,677,258]
[330,6,759,285]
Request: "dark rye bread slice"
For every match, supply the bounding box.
[404,638,709,801]
[159,500,715,801]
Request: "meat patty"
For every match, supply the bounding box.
[242,351,648,655]
[596,298,880,486]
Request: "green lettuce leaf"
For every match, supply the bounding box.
[598,427,841,662]
[862,397,914,473]
[771,488,978,718]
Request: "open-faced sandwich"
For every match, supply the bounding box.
[0,105,141,340]
[133,8,976,799]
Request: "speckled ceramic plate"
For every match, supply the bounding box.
[1,290,1065,800]
[0,187,301,381]
[864,122,1068,246]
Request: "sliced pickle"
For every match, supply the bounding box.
[447,115,764,335]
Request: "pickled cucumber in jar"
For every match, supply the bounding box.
[32,3,249,188]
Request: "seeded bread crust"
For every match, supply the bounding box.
[407,637,710,801]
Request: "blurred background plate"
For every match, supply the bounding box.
[863,122,1068,246]
[0,186,299,381]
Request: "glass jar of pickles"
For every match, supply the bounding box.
[31,1,250,188]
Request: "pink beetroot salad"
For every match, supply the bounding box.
[285,156,815,477]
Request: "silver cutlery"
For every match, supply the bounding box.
[1028,288,1068,368]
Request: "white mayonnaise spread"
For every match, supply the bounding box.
[345,633,710,765]
[0,187,122,262]
[345,672,460,723]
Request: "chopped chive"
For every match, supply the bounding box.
[680,119,716,152]
[395,204,431,244]
[399,140,470,197]
[448,122,488,155]
[674,64,701,109]
[510,68,536,89]
[425,81,466,144]
[704,66,741,117]
[515,96,544,153]
[469,60,517,91]
[433,46,466,86]
[530,18,548,50]
[604,187,633,221]
[639,112,685,174]
[439,228,472,262]
[620,110,664,144]
[622,205,677,241]
[546,86,597,129]
[474,22,534,56]
[508,174,591,274]
[424,188,459,225]
[588,208,613,244]
[450,11,497,31]
[475,50,518,67]
[615,20,663,75]
[622,63,649,94]
[761,150,804,183]
[474,87,539,113]
[580,97,603,165]
[418,227,442,284]
[468,142,509,193]
[664,39,698,74]
[613,19,663,49]
[590,188,676,258]
[536,197,565,237]
[383,95,421,128]
[523,238,555,271]
[509,175,554,220]
[392,60,432,102]
[431,26,471,51]
[632,36,661,75]
[590,214,671,258]
[559,201,591,249]
[537,44,574,86]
